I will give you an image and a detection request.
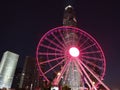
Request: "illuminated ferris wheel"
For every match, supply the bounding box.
[36,5,110,90]
[36,26,109,90]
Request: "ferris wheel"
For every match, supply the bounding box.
[36,26,108,90]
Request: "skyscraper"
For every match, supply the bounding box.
[0,51,19,89]
[62,5,84,90]
[19,56,40,89]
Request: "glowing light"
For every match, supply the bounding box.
[51,86,59,90]
[57,72,61,76]
[69,47,80,57]
[65,5,72,10]
[92,81,95,85]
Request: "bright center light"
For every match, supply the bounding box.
[69,47,80,57]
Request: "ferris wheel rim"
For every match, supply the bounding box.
[36,26,106,85]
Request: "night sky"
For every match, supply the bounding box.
[0,0,118,89]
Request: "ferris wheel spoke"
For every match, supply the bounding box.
[80,60,110,90]
[81,50,101,55]
[80,38,88,48]
[39,52,64,56]
[44,59,66,74]
[55,59,70,84]
[81,55,103,61]
[80,43,96,52]
[82,59,103,77]
[40,44,63,52]
[82,58,102,70]
[63,62,71,84]
[84,77,92,89]
[58,30,67,46]
[73,59,92,89]
[75,60,92,90]
[78,33,82,42]
[52,33,66,48]
[39,56,65,65]
[71,35,78,45]
[73,59,83,76]
[76,59,97,90]
[45,37,64,50]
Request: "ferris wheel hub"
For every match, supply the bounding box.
[69,47,80,57]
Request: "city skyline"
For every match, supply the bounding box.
[0,0,118,89]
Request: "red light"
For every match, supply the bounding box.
[69,47,80,57]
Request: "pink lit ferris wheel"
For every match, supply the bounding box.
[36,26,109,90]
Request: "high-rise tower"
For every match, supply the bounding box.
[62,5,85,90]
[19,56,40,89]
[0,51,19,89]
[63,5,77,27]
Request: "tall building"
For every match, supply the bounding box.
[19,56,40,89]
[62,5,84,90]
[0,51,19,89]
[11,67,22,88]
[63,5,77,26]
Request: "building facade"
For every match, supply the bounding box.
[19,56,40,89]
[0,51,19,89]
